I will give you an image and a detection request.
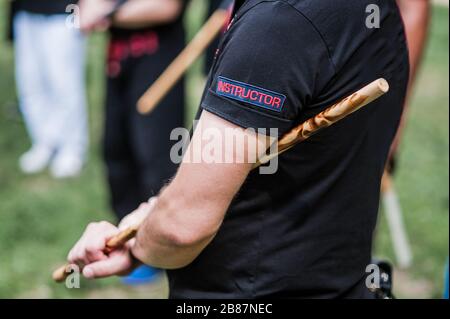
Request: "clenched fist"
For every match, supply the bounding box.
[67,199,156,279]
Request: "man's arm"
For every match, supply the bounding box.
[67,110,273,278]
[131,110,272,269]
[112,0,183,29]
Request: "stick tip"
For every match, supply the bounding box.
[137,96,158,115]
[378,78,390,93]
[52,265,68,283]
[137,99,147,115]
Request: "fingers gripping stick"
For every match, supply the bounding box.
[52,225,139,283]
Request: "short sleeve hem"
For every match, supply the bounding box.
[201,89,294,137]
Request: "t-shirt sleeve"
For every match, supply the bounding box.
[201,1,335,137]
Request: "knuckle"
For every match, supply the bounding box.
[71,253,82,264]
[68,248,81,263]
[84,245,98,255]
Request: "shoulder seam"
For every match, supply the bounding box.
[278,0,338,76]
[237,0,338,75]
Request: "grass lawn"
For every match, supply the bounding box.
[0,2,448,299]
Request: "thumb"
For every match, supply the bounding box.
[83,249,133,279]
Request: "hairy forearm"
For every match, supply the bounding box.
[130,111,269,269]
[131,157,252,268]
[131,194,216,269]
[131,163,249,269]
[112,0,183,29]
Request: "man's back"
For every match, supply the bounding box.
[168,0,409,298]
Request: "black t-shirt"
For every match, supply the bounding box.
[168,0,409,298]
[205,0,234,73]
[13,0,76,15]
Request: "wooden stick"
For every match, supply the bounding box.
[137,9,229,114]
[381,171,413,269]
[254,78,390,167]
[53,78,389,283]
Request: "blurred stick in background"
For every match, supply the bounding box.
[381,171,413,269]
[137,6,230,114]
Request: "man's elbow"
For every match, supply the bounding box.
[160,196,222,248]
[163,224,217,250]
[164,230,216,269]
[133,225,218,269]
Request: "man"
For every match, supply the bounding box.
[388,0,430,172]
[11,0,88,178]
[68,0,409,298]
[79,0,187,221]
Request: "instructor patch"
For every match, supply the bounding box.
[216,76,286,112]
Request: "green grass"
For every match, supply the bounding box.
[0,2,448,298]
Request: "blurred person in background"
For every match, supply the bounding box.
[66,0,410,298]
[388,0,430,172]
[10,0,88,178]
[78,0,187,284]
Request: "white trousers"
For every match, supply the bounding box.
[14,11,88,159]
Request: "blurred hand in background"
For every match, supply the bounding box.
[78,0,116,32]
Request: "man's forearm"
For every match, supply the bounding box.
[130,188,220,269]
[131,161,252,268]
[113,0,183,29]
[130,111,267,269]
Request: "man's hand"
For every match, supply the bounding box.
[66,199,156,279]
[78,0,116,33]
[67,221,137,279]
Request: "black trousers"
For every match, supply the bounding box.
[104,52,185,220]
